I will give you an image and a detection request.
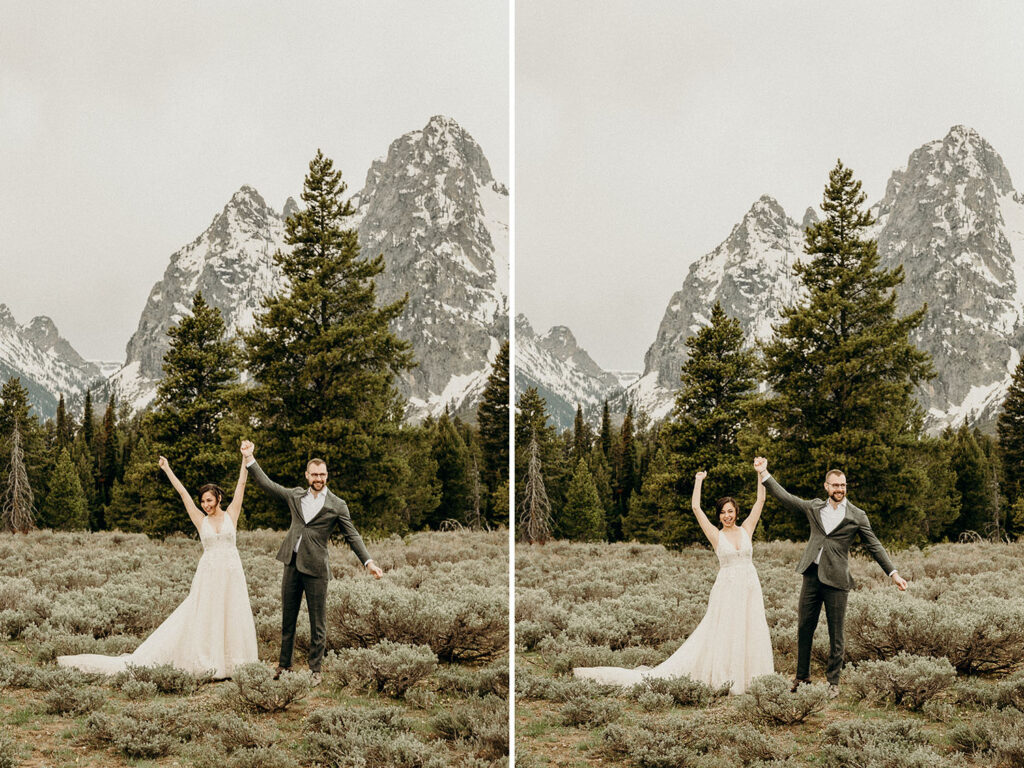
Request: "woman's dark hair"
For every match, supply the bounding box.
[715,496,739,520]
[197,484,225,514]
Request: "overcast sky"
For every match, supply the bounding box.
[1,0,508,361]
[516,0,1024,372]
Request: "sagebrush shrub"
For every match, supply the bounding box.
[43,682,106,715]
[87,711,181,759]
[231,663,311,713]
[559,696,622,728]
[433,658,509,697]
[820,718,954,768]
[0,732,18,768]
[431,694,508,759]
[955,672,1024,710]
[844,653,956,710]
[740,674,829,725]
[119,679,160,699]
[114,663,206,695]
[325,640,437,697]
[304,705,448,768]
[630,675,731,707]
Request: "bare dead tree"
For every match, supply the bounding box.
[2,421,35,533]
[468,456,485,530]
[517,433,551,544]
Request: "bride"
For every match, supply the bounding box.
[58,452,259,679]
[574,468,774,694]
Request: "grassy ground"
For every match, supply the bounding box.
[514,538,1024,767]
[0,528,509,767]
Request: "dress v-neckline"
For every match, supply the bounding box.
[206,514,229,535]
[719,526,745,553]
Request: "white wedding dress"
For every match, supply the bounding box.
[58,514,258,678]
[574,525,774,694]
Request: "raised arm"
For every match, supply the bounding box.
[225,456,248,525]
[754,456,816,520]
[691,471,720,548]
[158,456,204,532]
[240,440,291,501]
[742,473,766,537]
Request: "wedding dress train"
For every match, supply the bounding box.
[574,525,774,694]
[58,514,258,678]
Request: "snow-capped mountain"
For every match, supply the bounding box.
[625,195,808,420]
[353,115,509,419]
[613,126,1024,432]
[515,313,622,429]
[107,116,507,420]
[108,185,288,412]
[874,125,1024,429]
[0,305,101,418]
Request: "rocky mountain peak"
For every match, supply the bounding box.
[515,313,536,338]
[282,196,299,219]
[539,326,581,357]
[801,207,819,230]
[0,304,15,328]
[23,316,59,347]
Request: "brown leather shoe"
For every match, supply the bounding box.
[273,665,290,680]
[790,678,811,693]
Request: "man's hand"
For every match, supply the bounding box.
[158,455,169,472]
[240,440,255,461]
[892,572,908,591]
[753,456,768,475]
[365,560,383,579]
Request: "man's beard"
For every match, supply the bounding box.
[830,491,845,503]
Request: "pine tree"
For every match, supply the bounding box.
[758,160,934,543]
[610,404,637,540]
[654,302,761,544]
[622,448,672,543]
[147,292,239,535]
[238,150,414,532]
[997,354,1024,515]
[106,435,162,534]
[429,411,472,528]
[0,377,47,523]
[559,458,606,541]
[81,390,95,453]
[477,340,510,516]
[517,433,552,543]
[1,421,34,532]
[572,404,590,464]
[945,426,997,539]
[514,387,567,518]
[56,394,74,450]
[92,394,120,524]
[45,448,88,530]
[600,401,612,458]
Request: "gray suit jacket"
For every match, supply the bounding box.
[764,475,896,591]
[248,460,371,580]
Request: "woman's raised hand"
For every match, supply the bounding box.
[158,456,169,471]
[695,470,707,482]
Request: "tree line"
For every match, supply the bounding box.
[1,150,509,537]
[517,161,1024,547]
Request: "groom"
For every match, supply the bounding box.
[753,457,907,695]
[241,440,382,685]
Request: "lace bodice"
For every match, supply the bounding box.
[200,514,237,554]
[715,526,753,569]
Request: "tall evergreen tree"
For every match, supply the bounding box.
[106,435,161,534]
[559,458,606,541]
[945,426,998,539]
[477,340,510,524]
[621,448,671,543]
[656,302,760,544]
[45,448,89,530]
[600,401,612,458]
[93,393,119,522]
[757,160,933,543]
[146,292,239,535]
[514,388,567,518]
[81,390,95,453]
[429,411,472,528]
[610,404,637,540]
[56,394,74,449]
[997,354,1024,520]
[238,150,414,532]
[1,421,34,532]
[0,377,47,521]
[517,433,552,544]
[572,404,590,464]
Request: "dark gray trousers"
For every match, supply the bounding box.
[796,563,849,685]
[281,555,329,673]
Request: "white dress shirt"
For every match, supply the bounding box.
[816,497,847,564]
